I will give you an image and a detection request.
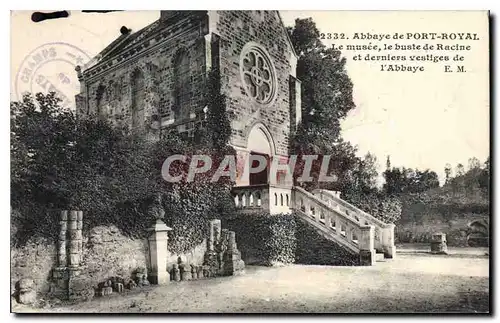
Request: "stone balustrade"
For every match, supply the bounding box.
[232,184,292,214]
[231,184,395,265]
[293,186,364,254]
[312,189,396,259]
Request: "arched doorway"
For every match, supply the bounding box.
[246,123,274,185]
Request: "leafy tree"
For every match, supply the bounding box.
[468,157,481,171]
[383,166,439,194]
[11,88,236,249]
[455,163,465,177]
[444,163,452,184]
[288,18,355,154]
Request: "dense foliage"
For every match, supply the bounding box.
[223,211,359,266]
[11,68,235,250]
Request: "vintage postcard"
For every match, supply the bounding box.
[10,10,490,313]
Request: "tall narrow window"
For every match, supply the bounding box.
[96,84,106,119]
[173,51,191,120]
[131,69,145,129]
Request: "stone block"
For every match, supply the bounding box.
[359,249,376,266]
[126,280,137,290]
[68,230,83,240]
[171,264,180,282]
[60,210,68,221]
[67,221,77,230]
[17,278,34,291]
[431,233,447,254]
[59,221,68,231]
[68,253,80,267]
[58,231,67,240]
[69,211,78,221]
[18,290,36,305]
[114,283,124,293]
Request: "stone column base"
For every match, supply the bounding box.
[384,245,396,259]
[148,271,170,285]
[359,249,376,266]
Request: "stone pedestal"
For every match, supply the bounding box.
[383,224,396,259]
[203,219,245,276]
[147,219,172,285]
[430,232,447,254]
[359,225,375,266]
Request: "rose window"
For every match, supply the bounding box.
[239,43,276,105]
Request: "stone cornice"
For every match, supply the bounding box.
[82,11,209,83]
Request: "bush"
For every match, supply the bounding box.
[223,212,296,266]
[224,211,360,266]
[10,91,236,251]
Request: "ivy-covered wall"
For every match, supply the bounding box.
[223,211,359,266]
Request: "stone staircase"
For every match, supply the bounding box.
[232,185,396,266]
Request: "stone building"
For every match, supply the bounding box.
[76,10,301,192]
[76,10,395,263]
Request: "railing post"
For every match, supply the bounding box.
[359,225,376,266]
[383,224,396,259]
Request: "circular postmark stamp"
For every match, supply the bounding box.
[15,42,92,109]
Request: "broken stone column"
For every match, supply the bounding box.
[203,219,221,277]
[52,210,85,301]
[430,232,448,254]
[57,211,68,267]
[222,230,245,276]
[147,219,172,285]
[359,225,376,266]
[68,211,82,268]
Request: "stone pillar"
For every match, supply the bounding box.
[208,219,222,252]
[383,224,396,259]
[58,211,68,267]
[147,219,172,285]
[52,210,84,300]
[359,225,376,266]
[204,34,212,73]
[68,211,81,267]
[430,232,447,254]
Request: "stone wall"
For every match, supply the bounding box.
[11,238,57,296]
[11,224,208,299]
[78,12,209,136]
[396,213,488,247]
[77,11,297,153]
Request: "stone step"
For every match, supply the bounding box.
[375,253,385,262]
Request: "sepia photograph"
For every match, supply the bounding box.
[9,10,490,314]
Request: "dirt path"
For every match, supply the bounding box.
[13,254,489,313]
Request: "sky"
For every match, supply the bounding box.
[10,11,490,184]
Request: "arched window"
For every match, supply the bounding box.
[286,194,289,206]
[131,69,145,129]
[280,194,284,206]
[96,84,106,119]
[274,193,277,206]
[173,51,191,120]
[256,192,262,206]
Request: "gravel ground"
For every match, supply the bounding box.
[13,254,489,314]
